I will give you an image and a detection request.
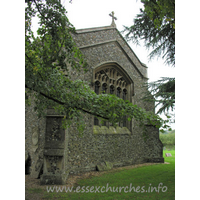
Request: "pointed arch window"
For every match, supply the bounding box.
[93,64,133,131]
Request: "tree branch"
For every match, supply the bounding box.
[33,0,47,20]
[25,84,109,120]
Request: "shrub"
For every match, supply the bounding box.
[159,131,175,149]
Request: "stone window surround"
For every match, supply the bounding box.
[92,62,134,133]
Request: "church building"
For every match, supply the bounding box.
[25,12,164,185]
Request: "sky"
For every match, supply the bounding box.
[62,0,175,129]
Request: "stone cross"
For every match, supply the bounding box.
[109,11,117,27]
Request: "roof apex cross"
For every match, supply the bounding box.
[109,11,117,28]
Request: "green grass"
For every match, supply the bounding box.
[42,150,175,200]
[28,188,43,194]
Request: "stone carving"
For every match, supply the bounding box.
[51,120,61,141]
[46,156,61,174]
[46,118,62,142]
[32,127,39,152]
[32,131,38,145]
[41,116,66,184]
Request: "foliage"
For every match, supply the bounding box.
[141,0,175,29]
[124,0,175,66]
[160,131,175,149]
[25,0,166,131]
[123,0,175,115]
[144,77,175,114]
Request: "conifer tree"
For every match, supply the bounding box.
[124,0,175,115]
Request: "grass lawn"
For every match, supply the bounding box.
[38,150,175,200]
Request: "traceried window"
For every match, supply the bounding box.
[93,64,133,131]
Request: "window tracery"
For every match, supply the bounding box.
[102,83,107,94]
[116,87,121,98]
[93,65,133,131]
[110,85,114,94]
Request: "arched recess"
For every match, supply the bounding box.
[92,62,134,131]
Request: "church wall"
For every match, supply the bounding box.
[65,28,164,174]
[25,26,164,181]
[25,92,45,178]
[66,115,163,174]
[67,125,144,174]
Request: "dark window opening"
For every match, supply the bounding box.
[110,85,114,94]
[94,117,99,125]
[102,83,107,94]
[123,116,126,127]
[122,89,127,100]
[117,87,121,98]
[95,81,100,94]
